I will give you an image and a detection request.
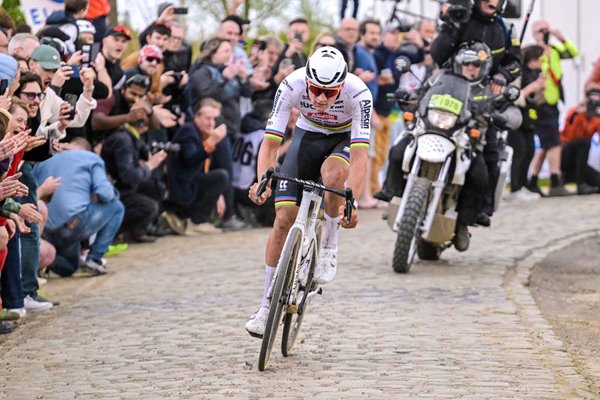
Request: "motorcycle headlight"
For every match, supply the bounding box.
[427,109,458,130]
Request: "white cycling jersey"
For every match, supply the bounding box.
[264,68,373,149]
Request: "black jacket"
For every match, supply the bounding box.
[430,7,521,83]
[166,122,212,206]
[101,128,151,194]
[186,61,252,137]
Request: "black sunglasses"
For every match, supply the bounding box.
[20,91,46,101]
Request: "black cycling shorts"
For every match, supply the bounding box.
[274,127,350,207]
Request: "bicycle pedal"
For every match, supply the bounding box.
[317,287,323,295]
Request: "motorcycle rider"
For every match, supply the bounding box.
[375,42,521,251]
[377,0,521,222]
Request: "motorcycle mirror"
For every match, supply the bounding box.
[504,85,521,102]
[394,56,412,74]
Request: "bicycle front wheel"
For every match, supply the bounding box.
[282,221,322,356]
[258,227,303,371]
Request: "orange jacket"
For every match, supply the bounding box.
[560,107,600,143]
[86,0,111,20]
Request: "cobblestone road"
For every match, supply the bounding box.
[1,196,600,399]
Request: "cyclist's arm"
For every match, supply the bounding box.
[347,87,374,201]
[256,80,295,179]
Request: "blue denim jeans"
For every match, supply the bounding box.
[0,231,23,309]
[43,199,125,277]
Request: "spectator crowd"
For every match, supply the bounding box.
[0,0,598,336]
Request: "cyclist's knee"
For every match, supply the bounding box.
[321,164,348,187]
[273,207,296,232]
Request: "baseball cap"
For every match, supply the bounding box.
[139,44,163,62]
[30,45,61,70]
[105,25,132,41]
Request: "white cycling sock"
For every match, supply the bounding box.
[322,213,340,249]
[260,265,275,308]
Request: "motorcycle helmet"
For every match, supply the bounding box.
[453,42,492,82]
[305,46,347,88]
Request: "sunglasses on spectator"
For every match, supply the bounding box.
[306,81,343,99]
[20,92,46,101]
[145,56,162,64]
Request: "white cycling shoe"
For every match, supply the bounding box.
[245,307,269,338]
[314,247,337,284]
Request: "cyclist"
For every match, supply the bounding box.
[245,47,372,338]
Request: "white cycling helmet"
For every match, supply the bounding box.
[305,46,347,88]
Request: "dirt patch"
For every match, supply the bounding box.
[529,236,600,395]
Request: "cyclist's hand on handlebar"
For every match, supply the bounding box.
[338,204,358,229]
[248,182,272,205]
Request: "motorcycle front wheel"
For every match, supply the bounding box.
[392,177,431,273]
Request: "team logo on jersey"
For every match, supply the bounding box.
[307,112,338,121]
[279,180,288,190]
[300,101,314,109]
[360,99,372,129]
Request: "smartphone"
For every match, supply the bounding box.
[173,7,188,14]
[294,32,303,42]
[70,64,80,79]
[47,128,58,155]
[0,79,8,95]
[81,43,101,67]
[64,94,78,120]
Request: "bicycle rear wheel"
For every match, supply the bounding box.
[281,221,322,356]
[258,227,303,371]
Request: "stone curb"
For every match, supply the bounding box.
[503,229,600,400]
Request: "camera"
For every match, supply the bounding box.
[150,141,181,154]
[542,30,550,45]
[444,0,473,24]
[171,71,182,84]
[586,89,600,119]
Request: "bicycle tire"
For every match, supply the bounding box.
[281,220,323,356]
[258,227,303,371]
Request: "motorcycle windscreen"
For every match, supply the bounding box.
[419,72,471,127]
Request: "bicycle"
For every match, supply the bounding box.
[255,167,354,371]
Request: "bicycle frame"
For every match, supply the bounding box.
[268,186,323,310]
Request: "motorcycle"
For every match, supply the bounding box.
[386,57,519,273]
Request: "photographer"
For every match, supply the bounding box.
[559,85,600,195]
[431,0,521,85]
[527,20,579,197]
[100,112,167,243]
[271,18,309,82]
[162,99,229,235]
[91,74,174,143]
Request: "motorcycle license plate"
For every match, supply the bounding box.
[428,94,463,115]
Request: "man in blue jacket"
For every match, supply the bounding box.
[162,98,229,235]
[34,138,124,276]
